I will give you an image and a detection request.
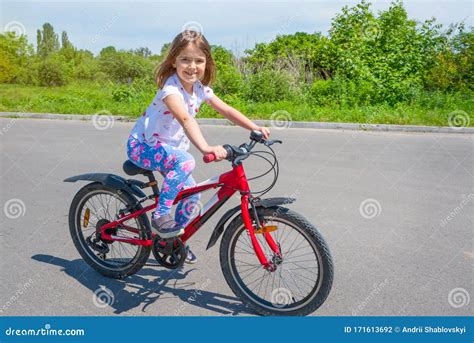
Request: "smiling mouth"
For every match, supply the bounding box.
[184,71,197,77]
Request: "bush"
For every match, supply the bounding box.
[308,79,333,106]
[424,25,474,91]
[37,53,71,86]
[111,78,155,103]
[244,68,300,102]
[308,77,376,107]
[99,49,152,83]
[0,32,34,84]
[213,65,243,95]
[72,53,100,81]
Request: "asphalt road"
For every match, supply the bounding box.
[0,118,472,316]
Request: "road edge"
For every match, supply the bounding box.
[0,111,473,134]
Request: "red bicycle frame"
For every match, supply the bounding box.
[99,163,281,269]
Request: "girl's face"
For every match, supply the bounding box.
[172,43,207,92]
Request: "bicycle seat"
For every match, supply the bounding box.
[122,160,152,176]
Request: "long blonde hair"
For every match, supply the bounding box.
[155,31,216,88]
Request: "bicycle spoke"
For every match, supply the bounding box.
[284,239,310,259]
[283,232,300,257]
[284,260,319,274]
[79,190,144,269]
[246,271,268,290]
[230,216,323,309]
[234,245,255,255]
[263,268,272,299]
[255,271,271,297]
[284,267,306,299]
[278,270,300,303]
[283,265,319,278]
[284,266,318,286]
[238,265,262,277]
[284,250,314,261]
[234,258,260,267]
[277,223,292,247]
[285,258,319,264]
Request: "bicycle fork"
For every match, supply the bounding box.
[241,195,281,271]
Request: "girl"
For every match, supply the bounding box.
[126,30,270,263]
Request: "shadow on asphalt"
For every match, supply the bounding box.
[32,254,254,316]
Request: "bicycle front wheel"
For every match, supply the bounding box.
[220,206,333,316]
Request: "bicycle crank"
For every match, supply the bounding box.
[152,236,186,269]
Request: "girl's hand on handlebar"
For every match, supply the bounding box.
[255,126,270,140]
[203,145,227,161]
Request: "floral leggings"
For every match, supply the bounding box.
[127,136,201,226]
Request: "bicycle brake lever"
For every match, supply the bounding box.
[264,140,282,146]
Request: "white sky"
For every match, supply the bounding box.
[1,0,472,55]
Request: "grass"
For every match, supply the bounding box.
[0,82,472,127]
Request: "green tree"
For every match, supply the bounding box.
[425,23,473,90]
[61,31,72,50]
[0,32,34,83]
[160,43,170,57]
[211,46,243,95]
[245,32,334,81]
[328,0,445,104]
[72,49,100,81]
[99,48,152,83]
[244,68,300,102]
[133,47,153,58]
[37,52,71,86]
[36,23,60,58]
[59,30,77,62]
[99,46,117,58]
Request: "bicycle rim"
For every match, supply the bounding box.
[228,217,323,312]
[75,189,145,271]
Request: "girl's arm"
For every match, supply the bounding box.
[163,95,227,160]
[208,96,270,139]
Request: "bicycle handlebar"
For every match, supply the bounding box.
[202,131,282,164]
[203,144,234,164]
[203,153,216,163]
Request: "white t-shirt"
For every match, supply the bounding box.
[130,73,215,151]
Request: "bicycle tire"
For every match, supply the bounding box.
[68,182,151,279]
[220,206,333,316]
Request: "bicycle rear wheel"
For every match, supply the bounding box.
[68,182,151,279]
[220,206,333,316]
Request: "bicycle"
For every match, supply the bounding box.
[64,130,333,316]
